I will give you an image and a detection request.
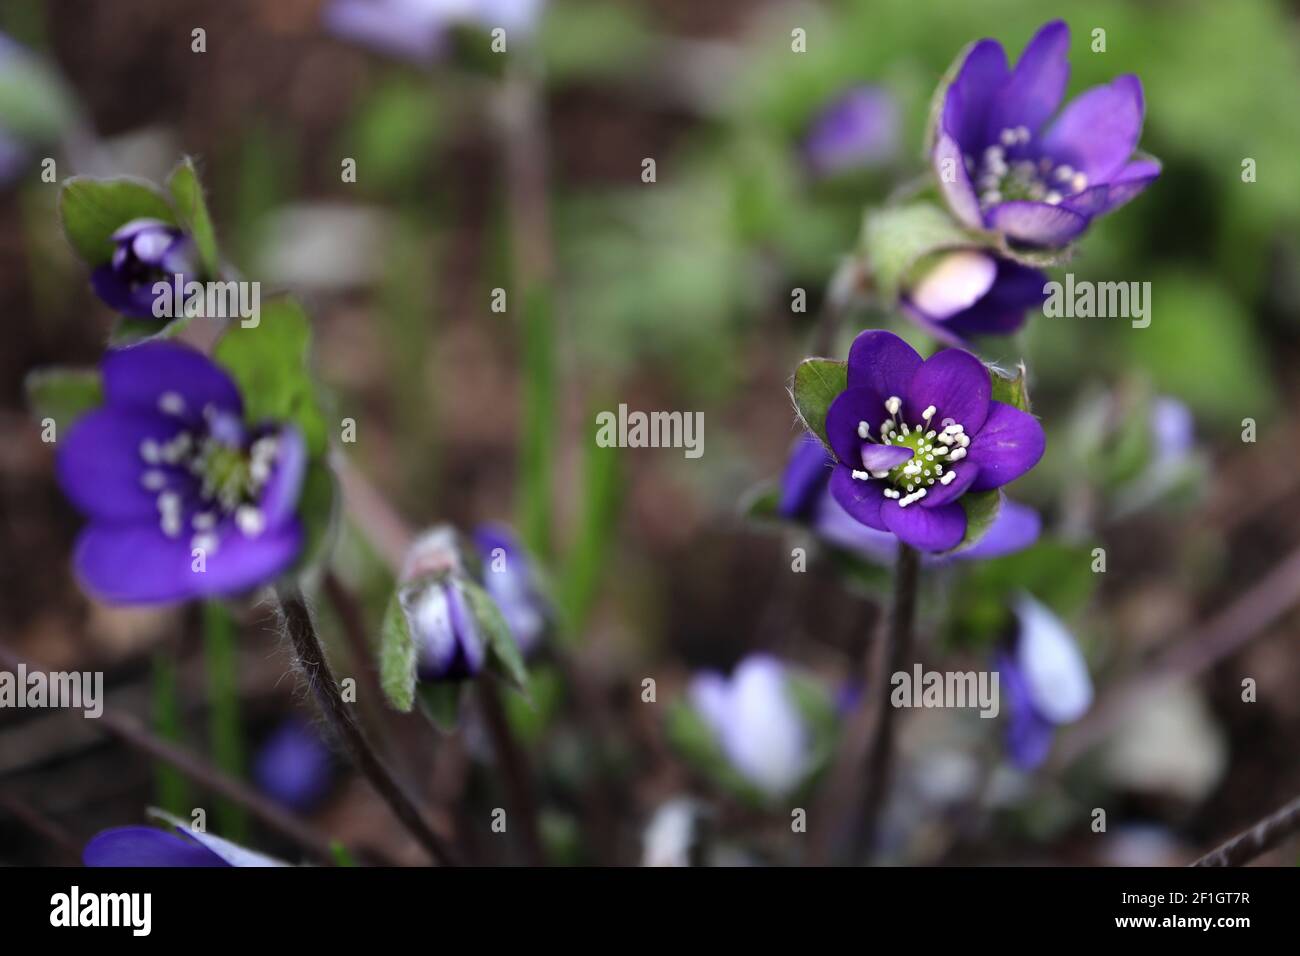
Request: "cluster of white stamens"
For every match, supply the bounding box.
[136,401,282,550]
[852,396,973,507]
[967,128,1089,209]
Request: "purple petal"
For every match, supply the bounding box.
[810,493,898,563]
[985,20,1070,139]
[829,465,887,531]
[1014,595,1092,723]
[985,200,1089,247]
[805,86,900,175]
[254,718,335,812]
[83,827,228,867]
[966,401,1046,491]
[880,499,966,552]
[56,408,193,522]
[256,425,307,528]
[940,259,1048,339]
[931,131,983,229]
[859,443,913,472]
[1040,75,1145,183]
[90,264,164,318]
[845,329,922,403]
[941,39,1009,150]
[688,672,731,736]
[324,0,447,62]
[906,347,991,434]
[918,462,979,508]
[1064,157,1160,218]
[907,250,997,321]
[825,385,886,466]
[101,342,243,424]
[73,518,302,605]
[957,497,1040,559]
[996,652,1056,769]
[778,435,834,519]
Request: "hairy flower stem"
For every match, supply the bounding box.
[1191,793,1300,867]
[276,583,459,866]
[853,543,920,860]
[476,679,547,865]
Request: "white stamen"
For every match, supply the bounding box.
[857,420,870,440]
[941,471,958,485]
[851,469,871,481]
[191,532,219,554]
[921,405,936,422]
[884,396,901,416]
[236,505,266,537]
[193,512,216,531]
[898,488,928,508]
[139,439,160,464]
[141,470,167,491]
[158,391,186,416]
[947,447,967,462]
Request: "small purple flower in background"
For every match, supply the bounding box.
[994,594,1092,769]
[474,523,547,656]
[56,342,306,604]
[325,0,545,63]
[689,655,811,798]
[84,821,285,867]
[1148,396,1194,470]
[780,433,1040,563]
[822,330,1045,552]
[90,219,196,319]
[398,529,487,681]
[931,20,1159,248]
[253,718,336,812]
[900,249,1047,346]
[804,86,899,177]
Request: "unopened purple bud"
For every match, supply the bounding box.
[90,218,196,319]
[805,86,899,177]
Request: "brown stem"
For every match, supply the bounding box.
[853,543,920,860]
[0,643,342,865]
[1190,794,1300,867]
[476,679,546,865]
[275,583,459,866]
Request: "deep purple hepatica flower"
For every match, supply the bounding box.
[56,342,306,604]
[254,718,336,812]
[689,655,811,799]
[931,20,1159,248]
[994,595,1092,769]
[900,249,1047,346]
[90,219,196,319]
[823,330,1045,552]
[474,523,547,656]
[84,822,285,867]
[804,86,899,177]
[780,433,1040,563]
[397,529,487,681]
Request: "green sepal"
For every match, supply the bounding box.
[418,681,464,732]
[168,157,221,277]
[988,361,1031,412]
[58,176,176,265]
[859,202,985,303]
[23,366,102,434]
[789,357,847,451]
[378,590,417,712]
[462,577,529,693]
[951,489,1002,555]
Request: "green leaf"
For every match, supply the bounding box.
[418,682,464,732]
[378,591,417,712]
[0,48,77,143]
[213,296,328,456]
[23,366,102,434]
[859,202,981,302]
[952,490,1001,554]
[988,362,1031,412]
[740,481,781,522]
[461,578,529,692]
[108,314,195,347]
[790,358,846,449]
[168,157,221,277]
[59,176,176,265]
[293,461,338,576]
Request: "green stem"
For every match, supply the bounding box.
[519,285,555,559]
[150,648,191,816]
[203,602,247,841]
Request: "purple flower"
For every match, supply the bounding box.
[56,342,306,604]
[474,523,546,656]
[89,219,197,319]
[900,250,1047,346]
[931,20,1159,248]
[822,330,1045,552]
[84,822,285,867]
[253,718,335,812]
[325,0,544,62]
[780,434,1040,563]
[689,655,811,798]
[995,595,1092,769]
[804,86,899,177]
